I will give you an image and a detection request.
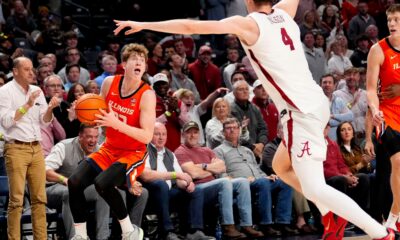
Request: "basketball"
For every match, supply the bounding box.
[75,94,108,124]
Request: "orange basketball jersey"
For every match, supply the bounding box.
[104,75,151,151]
[379,38,400,132]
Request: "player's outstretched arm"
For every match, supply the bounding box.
[114,16,253,40]
[274,0,300,18]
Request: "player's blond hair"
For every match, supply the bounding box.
[387,4,400,15]
[121,43,149,62]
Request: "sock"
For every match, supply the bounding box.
[385,212,398,230]
[74,222,87,238]
[119,215,134,234]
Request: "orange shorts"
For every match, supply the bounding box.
[88,142,147,187]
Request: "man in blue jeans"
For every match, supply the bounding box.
[214,117,294,236]
[175,121,263,239]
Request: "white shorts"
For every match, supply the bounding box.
[281,98,330,163]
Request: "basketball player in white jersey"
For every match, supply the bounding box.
[114,0,393,239]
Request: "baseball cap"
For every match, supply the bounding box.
[152,73,169,85]
[198,45,212,55]
[182,121,200,132]
[253,79,262,89]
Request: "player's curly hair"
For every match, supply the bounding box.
[387,4,400,15]
[121,43,149,62]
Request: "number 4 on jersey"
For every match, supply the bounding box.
[281,28,295,51]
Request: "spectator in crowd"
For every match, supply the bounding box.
[41,55,57,73]
[252,80,279,142]
[303,31,327,84]
[36,63,52,89]
[105,35,122,63]
[64,63,81,92]
[140,122,215,240]
[5,0,37,38]
[341,0,359,31]
[174,39,194,66]
[95,55,118,87]
[188,45,222,100]
[153,73,184,151]
[214,117,294,236]
[168,53,201,103]
[85,80,100,95]
[224,69,254,103]
[350,34,370,68]
[147,43,164,76]
[320,5,340,38]
[365,24,379,47]
[57,47,90,84]
[315,33,327,51]
[41,75,66,156]
[175,87,228,146]
[347,1,376,46]
[317,0,339,20]
[327,40,353,78]
[230,80,268,160]
[320,74,354,140]
[299,10,326,40]
[0,57,60,240]
[219,47,241,79]
[294,0,316,24]
[175,121,257,239]
[0,72,7,87]
[325,124,370,211]
[205,97,249,149]
[45,125,110,240]
[335,34,354,59]
[333,67,368,144]
[337,121,374,175]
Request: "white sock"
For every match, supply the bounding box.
[119,216,134,234]
[292,160,388,239]
[74,222,87,237]
[385,212,398,229]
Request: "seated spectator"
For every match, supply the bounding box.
[205,98,249,149]
[65,83,86,138]
[41,75,66,156]
[336,121,374,175]
[224,70,254,104]
[299,10,326,40]
[324,124,370,212]
[302,31,327,84]
[214,117,294,236]
[320,74,354,140]
[5,0,37,38]
[175,121,256,239]
[85,80,100,95]
[327,40,353,77]
[147,43,165,76]
[140,122,214,240]
[45,125,110,239]
[95,55,117,87]
[230,80,268,160]
[36,64,52,89]
[347,2,376,46]
[57,47,90,84]
[333,68,368,144]
[350,34,370,68]
[252,80,279,142]
[175,87,228,146]
[365,24,379,47]
[64,63,81,92]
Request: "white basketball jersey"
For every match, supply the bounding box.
[241,9,325,114]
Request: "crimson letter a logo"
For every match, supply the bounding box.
[297,141,312,158]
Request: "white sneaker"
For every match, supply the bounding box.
[71,235,90,240]
[121,225,144,240]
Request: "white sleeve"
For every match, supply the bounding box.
[45,142,66,171]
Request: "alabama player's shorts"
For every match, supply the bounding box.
[87,142,147,188]
[281,97,330,163]
[379,125,400,157]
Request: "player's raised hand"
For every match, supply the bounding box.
[113,20,143,35]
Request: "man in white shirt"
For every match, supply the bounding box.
[0,57,60,240]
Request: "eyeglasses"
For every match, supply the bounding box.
[224,126,240,131]
[47,84,63,88]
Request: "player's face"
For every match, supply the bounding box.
[152,125,167,149]
[339,122,354,143]
[223,123,240,142]
[79,128,99,154]
[125,53,146,78]
[388,12,400,37]
[214,101,229,120]
[183,128,199,147]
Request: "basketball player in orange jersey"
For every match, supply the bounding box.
[367,4,400,233]
[114,0,393,239]
[67,43,156,240]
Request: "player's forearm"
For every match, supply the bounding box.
[365,109,374,142]
[366,91,380,114]
[140,19,221,35]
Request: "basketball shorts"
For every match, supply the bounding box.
[87,142,147,188]
[281,98,330,163]
[379,125,400,157]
